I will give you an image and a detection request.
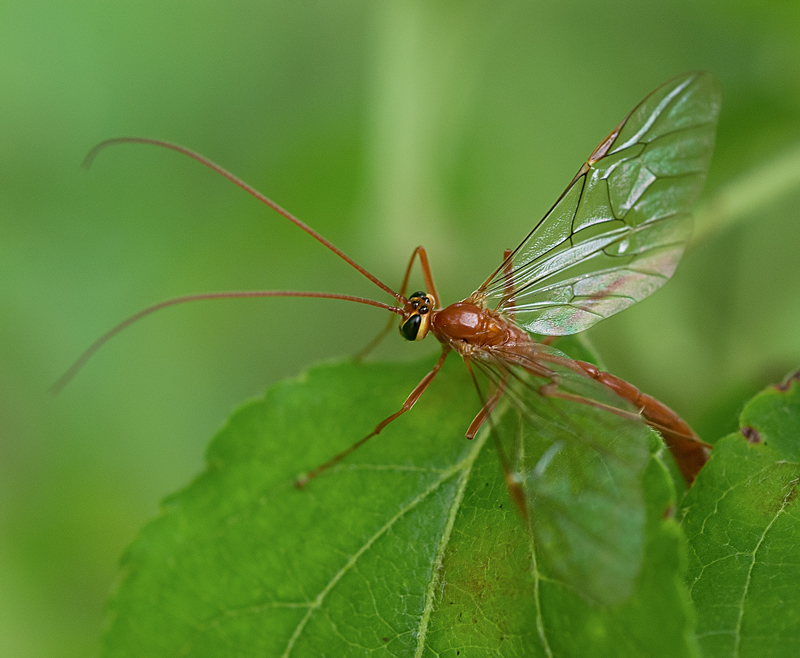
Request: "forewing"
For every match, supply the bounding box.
[479,72,721,335]
[474,344,652,604]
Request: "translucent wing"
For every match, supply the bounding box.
[471,342,652,604]
[477,72,721,335]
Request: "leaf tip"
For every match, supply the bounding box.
[774,369,800,392]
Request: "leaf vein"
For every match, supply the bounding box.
[733,475,800,657]
[413,422,492,657]
[280,446,483,657]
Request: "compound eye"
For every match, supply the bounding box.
[400,291,435,341]
[400,314,422,341]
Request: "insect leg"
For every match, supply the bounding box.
[462,359,527,520]
[296,347,451,487]
[465,374,507,439]
[354,246,439,361]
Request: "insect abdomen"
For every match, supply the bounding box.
[574,360,711,484]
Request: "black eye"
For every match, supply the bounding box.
[419,305,429,314]
[400,315,422,341]
[411,299,420,309]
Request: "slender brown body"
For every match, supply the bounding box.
[428,298,710,484]
[70,73,719,491]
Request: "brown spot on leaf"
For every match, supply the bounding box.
[741,426,761,443]
[663,504,675,519]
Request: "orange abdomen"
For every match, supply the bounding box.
[574,360,711,484]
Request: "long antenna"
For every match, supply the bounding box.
[83,137,404,302]
[51,290,403,395]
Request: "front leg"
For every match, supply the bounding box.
[355,245,441,361]
[297,347,451,486]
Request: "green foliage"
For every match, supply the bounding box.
[104,349,698,657]
[8,3,800,657]
[682,372,800,658]
[102,354,800,657]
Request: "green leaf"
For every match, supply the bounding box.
[681,371,800,658]
[104,352,697,657]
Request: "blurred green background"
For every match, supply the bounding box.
[3,1,800,656]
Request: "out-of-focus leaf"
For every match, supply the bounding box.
[103,354,697,657]
[681,370,800,658]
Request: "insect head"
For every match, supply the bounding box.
[399,291,435,341]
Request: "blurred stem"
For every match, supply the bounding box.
[692,143,800,244]
[361,2,493,271]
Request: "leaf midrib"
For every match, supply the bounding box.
[280,424,492,658]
